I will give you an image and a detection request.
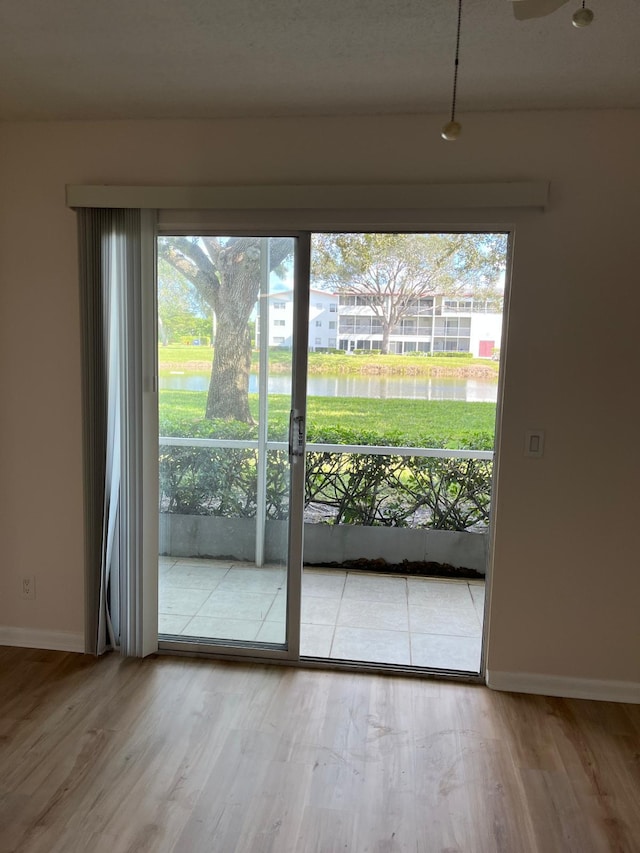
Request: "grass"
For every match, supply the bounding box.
[159,390,497,449]
[158,345,499,378]
[304,396,495,442]
[158,347,500,449]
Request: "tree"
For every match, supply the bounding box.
[159,237,292,423]
[158,258,212,344]
[311,233,507,354]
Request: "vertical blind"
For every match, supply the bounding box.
[77,208,144,655]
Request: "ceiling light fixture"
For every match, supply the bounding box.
[572,0,594,27]
[441,0,463,141]
[511,0,594,25]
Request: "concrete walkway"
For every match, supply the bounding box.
[159,558,484,672]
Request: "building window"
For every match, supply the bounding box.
[273,301,286,310]
[315,337,322,345]
[274,319,286,327]
[328,337,337,348]
[349,295,374,307]
[315,302,323,309]
[329,303,337,312]
[328,321,336,330]
[315,320,322,327]
[273,336,285,344]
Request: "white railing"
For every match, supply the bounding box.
[159,436,493,565]
[159,436,493,461]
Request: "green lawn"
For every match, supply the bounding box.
[158,345,499,378]
[304,396,495,446]
[158,346,499,449]
[159,390,497,449]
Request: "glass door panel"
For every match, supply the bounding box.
[157,235,298,650]
[300,231,507,672]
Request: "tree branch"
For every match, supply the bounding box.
[158,237,220,308]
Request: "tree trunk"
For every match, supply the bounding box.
[159,236,293,424]
[206,250,261,422]
[381,322,391,355]
[206,312,254,422]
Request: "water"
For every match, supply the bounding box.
[160,371,498,403]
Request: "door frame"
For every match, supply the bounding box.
[157,231,311,663]
[149,222,515,678]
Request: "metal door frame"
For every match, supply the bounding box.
[158,231,310,662]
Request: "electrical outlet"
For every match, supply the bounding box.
[21,575,36,600]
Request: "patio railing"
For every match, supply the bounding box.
[160,436,494,565]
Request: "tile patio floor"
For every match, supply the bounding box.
[159,558,485,672]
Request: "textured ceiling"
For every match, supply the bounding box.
[0,0,638,121]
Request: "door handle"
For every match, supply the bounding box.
[288,410,305,458]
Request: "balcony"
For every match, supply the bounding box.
[159,438,491,672]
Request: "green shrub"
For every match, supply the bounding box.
[426,351,474,358]
[159,420,493,531]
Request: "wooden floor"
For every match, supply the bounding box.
[1,647,639,853]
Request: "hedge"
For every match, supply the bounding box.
[159,418,493,531]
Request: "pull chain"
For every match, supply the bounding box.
[450,0,462,123]
[441,0,463,140]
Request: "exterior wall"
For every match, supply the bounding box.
[308,290,339,350]
[266,292,294,348]
[0,111,639,693]
[470,313,503,358]
[258,288,338,349]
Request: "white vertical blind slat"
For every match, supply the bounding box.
[78,208,147,656]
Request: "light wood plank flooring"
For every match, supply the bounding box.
[1,646,638,853]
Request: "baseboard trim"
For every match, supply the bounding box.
[0,626,85,654]
[486,669,640,704]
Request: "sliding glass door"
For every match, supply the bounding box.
[157,234,308,656]
[153,226,506,676]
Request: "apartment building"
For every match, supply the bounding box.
[260,291,502,357]
[338,294,503,356]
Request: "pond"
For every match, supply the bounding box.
[160,372,498,403]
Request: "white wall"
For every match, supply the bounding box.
[267,294,294,348]
[470,313,502,357]
[309,290,338,350]
[0,112,639,694]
